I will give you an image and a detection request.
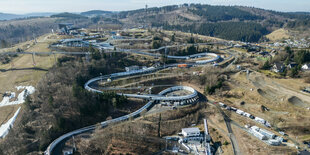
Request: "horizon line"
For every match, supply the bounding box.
[1,4,310,15]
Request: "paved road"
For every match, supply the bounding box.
[208,101,241,155]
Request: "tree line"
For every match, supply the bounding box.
[189,4,263,22]
[153,21,269,42]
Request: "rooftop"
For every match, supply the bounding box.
[182,127,200,133]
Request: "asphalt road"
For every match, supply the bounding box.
[208,101,242,155]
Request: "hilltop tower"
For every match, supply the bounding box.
[145,4,148,28]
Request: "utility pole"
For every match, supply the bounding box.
[164,47,168,68]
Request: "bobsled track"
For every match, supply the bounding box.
[44,47,221,155]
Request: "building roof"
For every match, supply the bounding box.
[182,127,200,133]
[288,63,298,68]
[62,146,74,152]
[251,126,259,131]
[61,38,83,43]
[303,64,310,68]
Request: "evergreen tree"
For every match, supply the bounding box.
[261,60,271,70]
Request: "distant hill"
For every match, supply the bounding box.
[1,5,310,42]
[80,10,113,17]
[51,12,88,19]
[0,13,22,20]
[288,12,310,15]
[0,18,59,45]
[24,12,55,17]
[0,12,55,20]
[117,4,310,42]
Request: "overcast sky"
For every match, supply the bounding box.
[1,0,309,14]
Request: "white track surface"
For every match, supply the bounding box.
[0,107,21,138]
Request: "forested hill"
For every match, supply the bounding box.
[80,10,113,17]
[117,4,310,42]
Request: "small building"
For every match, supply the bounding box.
[304,87,310,93]
[302,64,310,71]
[58,23,74,35]
[243,112,252,118]
[252,130,267,140]
[287,63,298,69]
[268,139,281,146]
[62,146,74,155]
[181,127,200,137]
[272,63,285,73]
[259,128,276,139]
[125,65,140,72]
[60,38,88,47]
[254,117,266,124]
[236,109,244,115]
[251,126,260,132]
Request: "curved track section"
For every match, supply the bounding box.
[45,48,220,155]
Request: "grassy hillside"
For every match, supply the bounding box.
[266,28,290,41]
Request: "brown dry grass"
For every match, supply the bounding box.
[232,125,296,155]
[0,105,20,125]
[266,28,290,41]
[222,71,310,146]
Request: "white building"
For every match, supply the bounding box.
[254,117,266,124]
[236,109,244,115]
[62,147,74,155]
[302,64,310,71]
[250,126,268,140]
[182,127,200,137]
[259,128,276,139]
[243,112,252,118]
[93,42,114,50]
[253,130,267,140]
[268,139,281,146]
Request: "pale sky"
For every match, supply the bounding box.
[0,0,309,14]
